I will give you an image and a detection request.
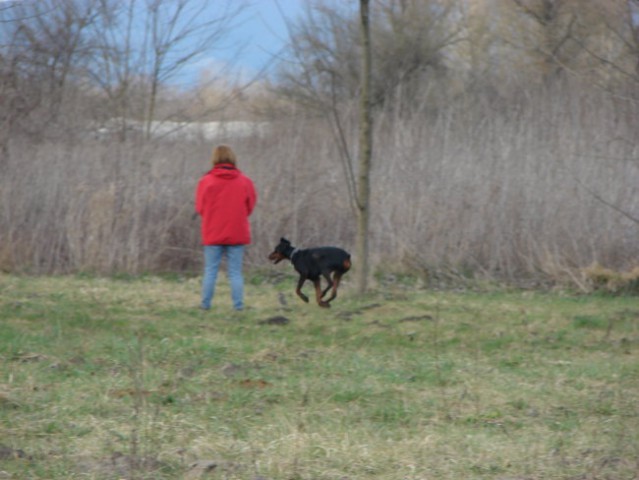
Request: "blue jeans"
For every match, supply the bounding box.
[201,245,245,311]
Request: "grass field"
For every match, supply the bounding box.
[1,273,638,479]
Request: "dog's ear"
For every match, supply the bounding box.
[280,237,290,244]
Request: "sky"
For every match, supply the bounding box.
[234,0,305,72]
[184,0,307,85]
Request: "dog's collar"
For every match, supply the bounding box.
[290,248,300,260]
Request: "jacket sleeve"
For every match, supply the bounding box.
[246,178,257,216]
[195,178,205,215]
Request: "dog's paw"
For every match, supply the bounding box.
[319,301,331,308]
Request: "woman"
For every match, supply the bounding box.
[195,145,257,311]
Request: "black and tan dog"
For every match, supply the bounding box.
[268,238,351,308]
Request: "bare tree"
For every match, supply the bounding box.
[356,0,373,294]
[497,0,626,84]
[142,0,245,138]
[86,0,245,141]
[570,0,639,85]
[0,28,24,168]
[276,0,457,111]
[0,0,100,153]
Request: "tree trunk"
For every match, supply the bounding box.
[356,0,373,295]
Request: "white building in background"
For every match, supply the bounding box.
[93,119,270,141]
[147,120,270,141]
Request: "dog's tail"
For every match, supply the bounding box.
[343,256,352,271]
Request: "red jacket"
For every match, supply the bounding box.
[195,165,257,245]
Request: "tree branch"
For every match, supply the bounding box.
[574,176,639,225]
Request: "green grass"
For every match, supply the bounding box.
[1,273,638,479]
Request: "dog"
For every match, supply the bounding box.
[268,238,351,308]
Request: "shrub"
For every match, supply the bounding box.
[582,263,639,294]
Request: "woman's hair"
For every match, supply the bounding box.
[212,144,237,166]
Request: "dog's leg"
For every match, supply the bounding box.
[295,276,309,303]
[313,279,330,307]
[324,272,342,304]
[320,270,334,299]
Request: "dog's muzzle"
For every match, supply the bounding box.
[268,252,285,264]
